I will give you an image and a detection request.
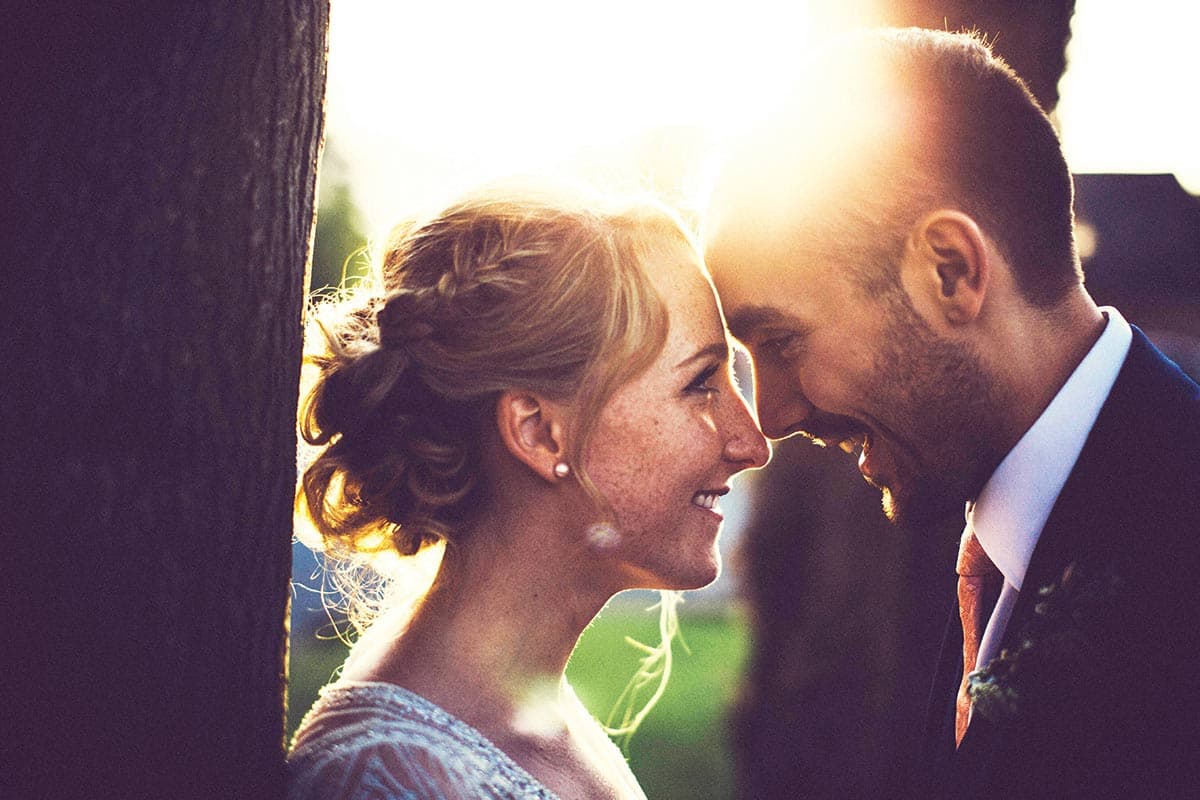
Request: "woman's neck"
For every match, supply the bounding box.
[341,509,616,732]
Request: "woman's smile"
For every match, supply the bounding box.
[689,488,728,515]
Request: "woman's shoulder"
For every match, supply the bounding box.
[287,680,561,800]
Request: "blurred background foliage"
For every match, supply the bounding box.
[307,148,370,295]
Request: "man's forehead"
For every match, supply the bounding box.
[706,227,799,281]
[723,305,792,341]
[704,193,837,277]
[706,232,828,302]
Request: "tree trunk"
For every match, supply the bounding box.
[2,3,327,798]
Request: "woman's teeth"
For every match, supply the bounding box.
[691,491,719,510]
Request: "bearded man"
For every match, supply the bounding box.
[706,28,1200,799]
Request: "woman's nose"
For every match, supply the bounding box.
[723,394,771,471]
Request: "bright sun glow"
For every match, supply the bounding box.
[327,0,1200,237]
[327,0,819,236]
[1057,1,1200,193]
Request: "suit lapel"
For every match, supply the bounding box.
[951,329,1155,775]
[921,327,1199,794]
[999,328,1158,656]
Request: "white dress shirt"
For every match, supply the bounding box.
[969,307,1133,673]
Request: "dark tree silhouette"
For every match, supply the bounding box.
[2,3,328,798]
[897,0,1076,113]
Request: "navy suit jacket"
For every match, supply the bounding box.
[915,327,1200,799]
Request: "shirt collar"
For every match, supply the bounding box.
[971,307,1132,590]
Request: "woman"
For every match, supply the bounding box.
[287,187,769,799]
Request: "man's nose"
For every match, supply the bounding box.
[754,368,814,441]
[722,392,771,470]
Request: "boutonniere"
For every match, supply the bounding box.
[967,560,1123,723]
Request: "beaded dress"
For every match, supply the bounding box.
[288,681,645,800]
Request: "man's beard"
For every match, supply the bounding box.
[869,291,1010,529]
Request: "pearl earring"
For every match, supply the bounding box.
[553,462,571,478]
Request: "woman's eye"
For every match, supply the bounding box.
[685,364,721,396]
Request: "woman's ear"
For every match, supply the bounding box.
[899,210,990,327]
[495,390,569,484]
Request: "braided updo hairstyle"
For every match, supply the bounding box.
[298,188,692,562]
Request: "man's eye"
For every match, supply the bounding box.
[761,334,803,359]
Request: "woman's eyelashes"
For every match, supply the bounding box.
[684,362,722,396]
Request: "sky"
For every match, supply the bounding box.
[1056,3,1199,191]
[323,0,1200,239]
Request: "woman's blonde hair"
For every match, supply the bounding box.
[298,185,696,563]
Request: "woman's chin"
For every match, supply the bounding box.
[660,555,722,592]
[616,545,722,593]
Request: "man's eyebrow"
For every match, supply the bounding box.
[675,341,730,370]
[725,306,792,341]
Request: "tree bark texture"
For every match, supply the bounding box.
[2,3,327,798]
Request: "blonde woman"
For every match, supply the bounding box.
[287,188,769,799]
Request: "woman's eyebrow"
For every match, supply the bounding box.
[675,341,730,370]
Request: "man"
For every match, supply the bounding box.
[705,28,1200,798]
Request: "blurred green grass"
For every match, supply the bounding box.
[287,604,749,800]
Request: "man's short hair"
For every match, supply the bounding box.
[714,28,1082,308]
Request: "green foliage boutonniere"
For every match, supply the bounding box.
[967,561,1123,724]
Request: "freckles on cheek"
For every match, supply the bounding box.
[588,409,649,486]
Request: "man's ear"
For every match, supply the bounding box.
[495,390,569,484]
[899,210,990,327]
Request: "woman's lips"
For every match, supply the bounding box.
[691,487,730,517]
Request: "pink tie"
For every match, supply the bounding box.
[955,525,1001,747]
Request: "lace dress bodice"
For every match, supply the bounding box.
[287,681,643,800]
